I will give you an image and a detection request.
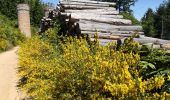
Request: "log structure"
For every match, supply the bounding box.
[57,0,144,44]
[40,0,170,49]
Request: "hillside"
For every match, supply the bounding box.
[0,14,24,52]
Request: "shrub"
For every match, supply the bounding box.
[18,37,58,99]
[18,30,170,99]
[140,48,170,93]
[0,14,25,52]
[120,12,140,25]
[0,38,9,51]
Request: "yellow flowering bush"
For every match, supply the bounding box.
[0,38,8,51]
[18,29,170,99]
[18,37,58,99]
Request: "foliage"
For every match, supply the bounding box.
[0,0,21,19]
[141,8,157,37]
[141,48,170,76]
[142,0,170,39]
[120,12,140,25]
[18,29,170,99]
[102,0,137,13]
[18,36,57,99]
[40,28,60,45]
[155,0,170,39]
[28,0,45,26]
[0,38,9,51]
[140,47,170,93]
[0,0,47,26]
[0,14,25,52]
[30,26,39,36]
[119,36,140,53]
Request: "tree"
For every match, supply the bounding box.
[154,2,166,38]
[0,0,47,26]
[141,8,156,37]
[102,0,138,13]
[28,0,45,26]
[153,0,170,39]
[141,0,170,39]
[121,12,140,25]
[0,0,23,19]
[164,0,170,39]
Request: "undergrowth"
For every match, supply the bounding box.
[0,14,25,52]
[18,29,170,99]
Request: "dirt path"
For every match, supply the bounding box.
[0,47,21,100]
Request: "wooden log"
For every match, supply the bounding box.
[81,31,140,37]
[61,5,113,9]
[134,37,170,44]
[80,28,144,35]
[97,35,121,40]
[78,22,142,32]
[78,22,119,32]
[118,26,143,31]
[60,2,112,7]
[65,9,119,15]
[80,27,119,33]
[61,12,123,19]
[90,38,117,45]
[162,44,170,49]
[78,21,142,31]
[60,0,116,5]
[70,16,132,25]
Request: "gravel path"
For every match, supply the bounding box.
[0,47,21,100]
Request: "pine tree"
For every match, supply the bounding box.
[101,0,137,13]
[141,0,170,39]
[154,2,167,38]
[141,8,156,37]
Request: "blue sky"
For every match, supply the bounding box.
[42,0,165,20]
[132,0,164,20]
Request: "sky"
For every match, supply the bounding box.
[42,0,165,20]
[132,0,165,20]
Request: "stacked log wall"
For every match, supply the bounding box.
[40,0,170,49]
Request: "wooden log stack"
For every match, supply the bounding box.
[58,0,144,44]
[40,0,170,49]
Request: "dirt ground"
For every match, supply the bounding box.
[0,47,21,100]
